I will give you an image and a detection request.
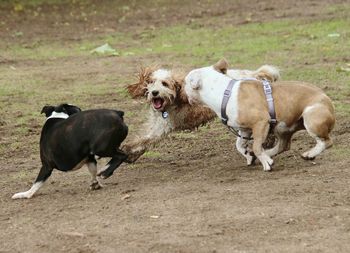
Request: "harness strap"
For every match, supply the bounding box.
[220,78,277,140]
[262,79,277,125]
[221,79,236,125]
[221,79,253,140]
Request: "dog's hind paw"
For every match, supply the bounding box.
[90,181,102,190]
[246,151,257,166]
[301,154,316,160]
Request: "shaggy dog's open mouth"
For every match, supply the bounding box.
[152,97,166,111]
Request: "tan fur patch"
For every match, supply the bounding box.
[213,58,229,74]
[127,66,157,98]
[237,80,335,138]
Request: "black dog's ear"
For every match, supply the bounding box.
[62,104,82,116]
[41,105,55,117]
[116,110,124,119]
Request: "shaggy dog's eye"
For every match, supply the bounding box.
[162,81,169,87]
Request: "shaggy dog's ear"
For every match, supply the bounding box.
[127,67,154,98]
[173,73,188,104]
[213,58,229,74]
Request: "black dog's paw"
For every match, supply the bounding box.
[99,170,114,179]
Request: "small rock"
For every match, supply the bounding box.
[121,194,130,200]
[285,218,295,224]
[61,231,84,237]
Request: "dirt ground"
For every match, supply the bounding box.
[1,0,350,252]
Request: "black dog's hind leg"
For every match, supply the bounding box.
[12,164,53,199]
[87,156,102,190]
[97,151,128,179]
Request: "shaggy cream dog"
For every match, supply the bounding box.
[123,60,280,163]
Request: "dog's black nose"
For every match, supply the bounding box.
[152,90,159,96]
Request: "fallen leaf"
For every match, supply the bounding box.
[336,67,350,73]
[327,33,340,37]
[123,51,135,56]
[90,43,119,56]
[14,3,24,12]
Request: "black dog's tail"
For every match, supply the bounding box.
[97,151,127,179]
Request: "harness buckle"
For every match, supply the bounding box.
[269,118,277,124]
[224,90,231,97]
[263,86,272,94]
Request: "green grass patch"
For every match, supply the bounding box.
[143,151,162,158]
[329,145,350,160]
[115,87,130,98]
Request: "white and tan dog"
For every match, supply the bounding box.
[184,61,335,171]
[123,62,280,162]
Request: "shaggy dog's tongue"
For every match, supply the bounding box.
[153,98,164,109]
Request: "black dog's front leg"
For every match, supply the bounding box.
[97,151,128,179]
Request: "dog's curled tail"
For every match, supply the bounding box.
[254,65,280,82]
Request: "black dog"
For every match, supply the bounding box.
[12,104,128,199]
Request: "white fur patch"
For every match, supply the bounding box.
[225,80,241,128]
[185,66,241,128]
[257,153,273,171]
[147,68,176,111]
[46,111,69,121]
[227,65,280,81]
[302,137,326,158]
[12,181,44,199]
[255,65,280,81]
[152,69,171,80]
[227,69,255,79]
[303,104,323,138]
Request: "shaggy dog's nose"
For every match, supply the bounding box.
[152,90,159,96]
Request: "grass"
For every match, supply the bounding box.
[329,145,350,160]
[0,0,84,8]
[1,17,348,103]
[143,151,162,158]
